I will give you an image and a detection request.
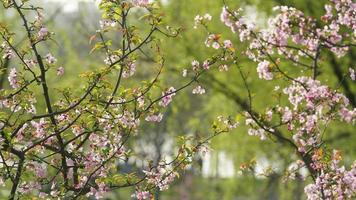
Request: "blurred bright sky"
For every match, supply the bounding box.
[44,0,99,12]
[44,0,165,12]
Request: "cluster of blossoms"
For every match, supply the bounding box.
[256,60,273,80]
[159,87,176,107]
[45,53,57,64]
[143,164,176,191]
[192,85,206,95]
[35,12,51,41]
[8,68,19,89]
[122,60,136,78]
[201,0,356,199]
[270,77,355,153]
[145,113,163,122]
[99,19,117,30]
[205,34,234,51]
[349,68,355,81]
[56,66,64,76]
[132,190,151,200]
[245,112,273,141]
[305,151,356,200]
[194,13,212,29]
[24,59,37,68]
[1,42,15,59]
[103,53,119,65]
[37,27,49,40]
[132,0,150,7]
[220,0,355,81]
[216,115,239,131]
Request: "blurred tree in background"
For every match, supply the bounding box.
[0,0,355,199]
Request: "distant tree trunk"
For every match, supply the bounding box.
[293,174,304,200]
[262,173,280,200]
[178,172,193,200]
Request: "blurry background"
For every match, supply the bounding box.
[0,0,355,199]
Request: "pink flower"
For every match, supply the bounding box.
[8,68,20,89]
[219,64,228,71]
[205,34,221,48]
[192,85,205,95]
[57,66,64,76]
[45,53,57,64]
[159,87,176,107]
[2,44,15,59]
[145,113,163,122]
[99,19,116,29]
[202,60,210,70]
[194,14,212,29]
[39,192,47,198]
[197,144,210,156]
[256,60,273,80]
[30,118,46,138]
[132,191,150,200]
[87,183,108,199]
[27,104,36,114]
[33,162,47,178]
[104,54,119,65]
[339,107,355,123]
[305,115,317,133]
[221,7,232,27]
[204,14,212,21]
[322,4,333,20]
[24,59,37,68]
[282,107,293,123]
[266,109,273,121]
[212,42,220,49]
[122,61,136,78]
[38,27,49,39]
[349,68,355,81]
[248,128,267,140]
[191,60,200,71]
[223,40,232,48]
[143,165,176,191]
[132,0,149,7]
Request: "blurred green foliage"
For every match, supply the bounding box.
[0,0,354,199]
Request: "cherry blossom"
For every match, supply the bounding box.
[122,61,136,78]
[45,53,57,64]
[191,60,200,71]
[192,85,206,95]
[37,27,48,39]
[350,68,355,81]
[159,87,176,107]
[99,19,116,30]
[8,68,20,89]
[143,164,176,191]
[145,113,163,122]
[56,66,64,76]
[202,60,210,70]
[256,60,273,80]
[132,0,149,7]
[24,59,37,68]
[182,69,188,77]
[194,13,212,29]
[2,43,15,59]
[132,191,150,200]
